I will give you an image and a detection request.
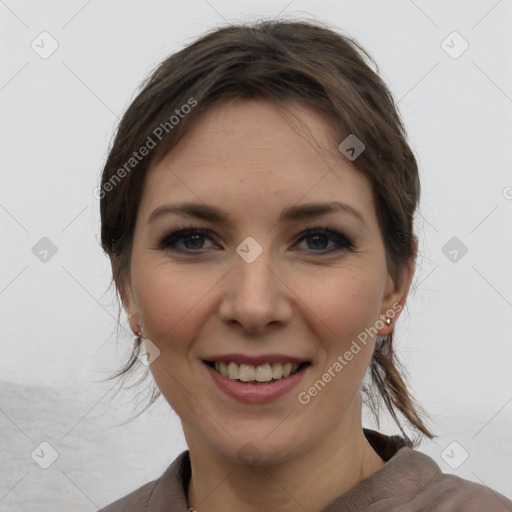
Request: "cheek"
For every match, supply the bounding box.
[131,261,218,415]
[131,256,220,355]
[305,271,382,386]
[303,268,383,341]
[138,273,196,335]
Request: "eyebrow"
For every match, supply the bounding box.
[147,201,368,228]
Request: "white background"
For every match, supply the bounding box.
[1,0,511,509]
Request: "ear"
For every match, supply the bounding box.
[111,260,142,336]
[377,239,417,336]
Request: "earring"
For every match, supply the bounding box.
[132,328,144,368]
[376,318,393,350]
[133,326,143,346]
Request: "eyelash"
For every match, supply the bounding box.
[157,223,354,255]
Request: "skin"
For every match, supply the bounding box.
[121,99,416,512]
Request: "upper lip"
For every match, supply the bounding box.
[203,353,310,366]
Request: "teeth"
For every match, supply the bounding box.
[256,363,272,382]
[272,362,283,379]
[227,361,239,379]
[213,361,303,382]
[239,364,256,382]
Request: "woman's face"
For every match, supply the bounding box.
[123,99,412,464]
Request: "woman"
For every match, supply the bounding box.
[97,19,512,511]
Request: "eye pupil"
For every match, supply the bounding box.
[307,234,328,250]
[183,234,204,250]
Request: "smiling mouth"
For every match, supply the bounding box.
[204,360,311,384]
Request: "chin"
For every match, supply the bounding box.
[207,428,306,468]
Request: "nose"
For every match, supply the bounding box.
[218,249,293,335]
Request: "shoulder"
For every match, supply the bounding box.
[97,450,191,511]
[353,434,512,511]
[97,479,158,512]
[381,446,512,511]
[412,471,512,511]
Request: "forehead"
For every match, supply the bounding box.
[154,99,341,175]
[141,99,375,225]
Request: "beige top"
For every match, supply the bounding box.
[98,429,512,511]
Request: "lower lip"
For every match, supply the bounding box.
[204,362,309,404]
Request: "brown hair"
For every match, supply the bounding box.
[100,19,434,444]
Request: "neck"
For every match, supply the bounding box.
[185,422,385,512]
